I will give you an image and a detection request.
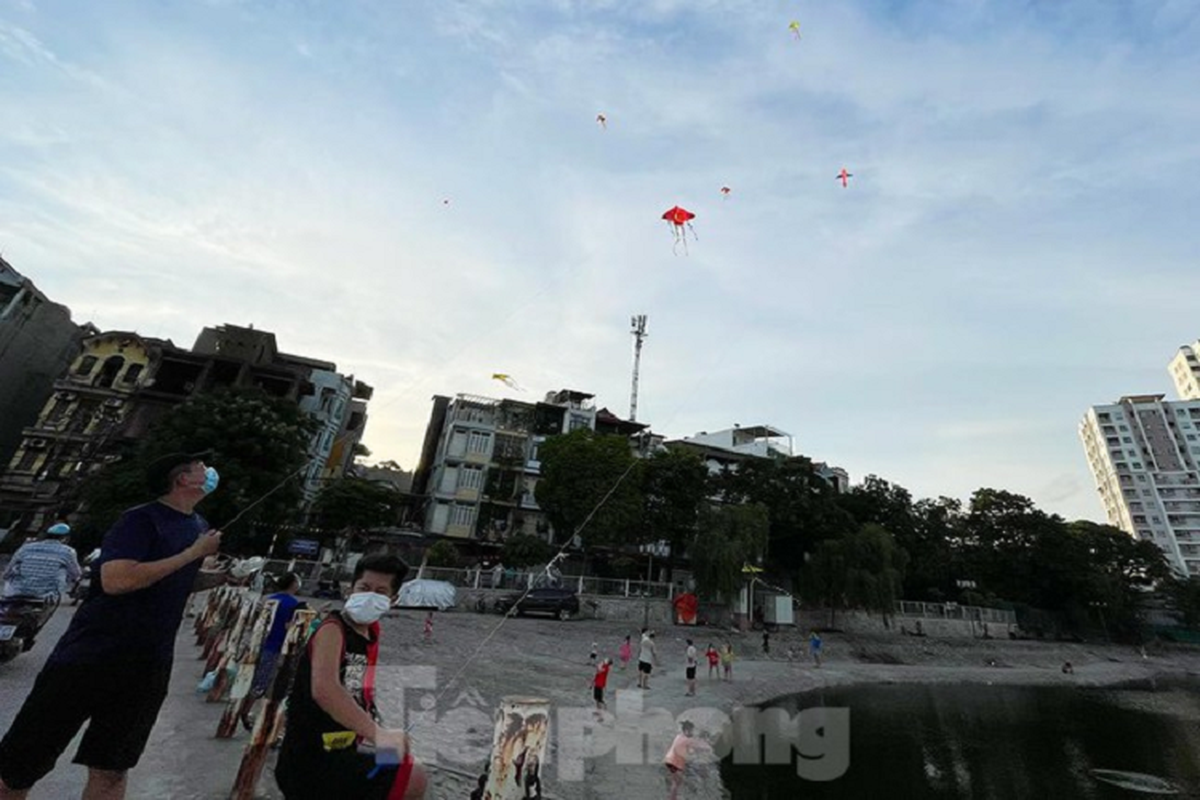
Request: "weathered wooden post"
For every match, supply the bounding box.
[482,696,551,800]
[208,593,256,703]
[229,609,316,800]
[216,599,278,738]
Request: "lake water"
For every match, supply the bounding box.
[720,681,1200,798]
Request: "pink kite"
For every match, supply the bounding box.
[836,168,853,188]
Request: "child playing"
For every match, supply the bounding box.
[424,611,434,644]
[721,643,735,681]
[592,658,612,715]
[618,635,632,670]
[705,643,720,679]
[662,720,711,800]
[589,641,598,665]
[809,630,823,668]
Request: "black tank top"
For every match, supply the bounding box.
[282,612,379,756]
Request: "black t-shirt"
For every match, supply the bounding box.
[48,502,206,666]
[282,612,379,757]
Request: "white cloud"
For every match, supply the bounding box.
[1,0,1198,524]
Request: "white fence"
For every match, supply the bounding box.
[263,560,674,600]
[419,565,674,599]
[896,600,1016,625]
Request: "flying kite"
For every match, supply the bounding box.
[596,113,607,129]
[662,206,697,255]
[720,186,731,199]
[492,373,525,392]
[836,168,853,188]
[788,20,801,40]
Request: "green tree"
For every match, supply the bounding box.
[311,477,404,539]
[79,388,317,555]
[502,533,555,568]
[641,447,709,581]
[803,524,909,625]
[714,456,854,573]
[690,503,769,599]
[425,539,460,568]
[1167,577,1200,629]
[534,429,644,547]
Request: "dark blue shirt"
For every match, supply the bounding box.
[49,502,206,666]
[262,592,303,653]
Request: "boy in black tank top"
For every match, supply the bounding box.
[275,554,426,799]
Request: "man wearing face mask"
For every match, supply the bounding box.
[0,452,223,800]
[276,553,428,799]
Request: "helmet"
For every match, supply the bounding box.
[46,523,71,536]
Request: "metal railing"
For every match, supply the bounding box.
[262,560,674,600]
[895,600,1016,625]
[419,566,674,599]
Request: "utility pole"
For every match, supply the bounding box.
[629,314,648,422]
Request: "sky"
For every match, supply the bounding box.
[2,0,1199,522]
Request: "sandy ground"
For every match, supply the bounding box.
[3,602,1200,799]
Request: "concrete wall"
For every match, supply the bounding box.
[0,263,82,471]
[794,609,1003,639]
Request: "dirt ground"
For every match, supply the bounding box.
[4,602,1200,799]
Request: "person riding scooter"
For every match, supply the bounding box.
[2,522,81,601]
[0,522,82,660]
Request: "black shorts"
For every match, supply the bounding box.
[638,661,653,675]
[0,661,171,790]
[276,743,408,800]
[686,666,697,680]
[593,686,605,703]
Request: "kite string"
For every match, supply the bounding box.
[406,328,750,719]
[412,456,643,718]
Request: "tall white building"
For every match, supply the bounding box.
[1169,341,1200,400]
[1080,394,1200,575]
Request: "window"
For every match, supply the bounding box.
[460,466,484,490]
[1120,425,1129,431]
[1133,463,1143,470]
[451,504,475,527]
[467,431,491,454]
[74,355,97,376]
[94,356,125,389]
[448,429,467,458]
[1137,475,1147,482]
[122,363,144,384]
[1123,437,1133,443]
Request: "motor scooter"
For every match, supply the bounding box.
[0,593,61,664]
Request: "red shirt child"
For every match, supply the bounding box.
[592,658,612,711]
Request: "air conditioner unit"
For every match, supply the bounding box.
[183,382,196,392]
[104,398,123,408]
[28,438,47,449]
[55,391,77,401]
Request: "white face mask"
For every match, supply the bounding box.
[343,592,392,625]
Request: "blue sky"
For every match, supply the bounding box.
[2,0,1199,521]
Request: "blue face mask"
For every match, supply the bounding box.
[200,466,219,495]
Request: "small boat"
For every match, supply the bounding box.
[1090,769,1181,794]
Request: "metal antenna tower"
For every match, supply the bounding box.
[629,314,648,421]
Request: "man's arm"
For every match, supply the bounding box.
[101,530,222,595]
[309,622,381,741]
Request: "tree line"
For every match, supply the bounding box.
[66,391,1197,638]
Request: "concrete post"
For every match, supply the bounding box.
[482,697,551,800]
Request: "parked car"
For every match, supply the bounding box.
[498,588,580,620]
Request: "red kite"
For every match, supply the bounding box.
[720,186,731,199]
[662,206,697,255]
[836,168,853,187]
